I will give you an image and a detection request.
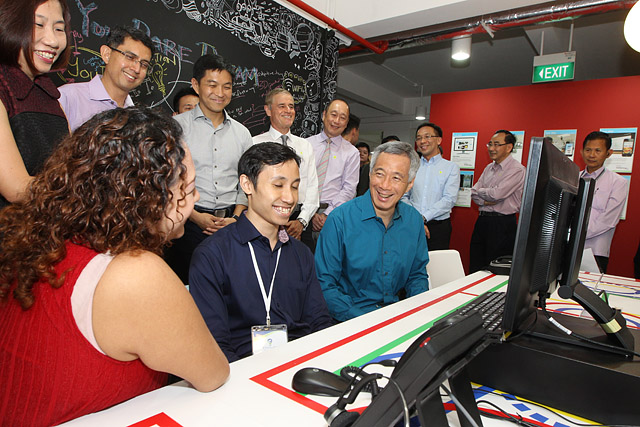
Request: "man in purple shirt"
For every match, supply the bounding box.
[469,130,525,273]
[58,26,154,131]
[580,131,628,273]
[305,99,360,251]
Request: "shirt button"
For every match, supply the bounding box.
[384,251,388,254]
[385,272,388,276]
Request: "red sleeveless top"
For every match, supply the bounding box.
[0,243,167,426]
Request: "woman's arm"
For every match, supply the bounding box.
[0,102,33,203]
[92,251,230,392]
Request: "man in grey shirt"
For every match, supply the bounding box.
[166,54,253,285]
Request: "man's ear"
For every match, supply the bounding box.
[191,78,201,96]
[239,174,253,196]
[264,104,272,118]
[405,178,415,194]
[606,149,613,159]
[100,45,111,64]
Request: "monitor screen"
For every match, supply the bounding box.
[502,137,582,332]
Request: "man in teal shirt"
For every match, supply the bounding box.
[315,142,429,321]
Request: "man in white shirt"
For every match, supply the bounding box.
[253,88,319,247]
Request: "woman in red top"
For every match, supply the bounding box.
[0,0,73,208]
[0,107,229,426]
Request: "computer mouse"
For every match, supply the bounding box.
[291,367,351,397]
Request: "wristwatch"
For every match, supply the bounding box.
[232,214,240,221]
[298,218,308,230]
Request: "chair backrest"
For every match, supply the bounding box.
[426,249,466,289]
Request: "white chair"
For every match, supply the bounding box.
[426,249,466,289]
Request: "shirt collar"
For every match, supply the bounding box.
[357,190,402,223]
[320,130,342,145]
[235,212,290,249]
[493,153,515,169]
[268,126,291,140]
[421,153,442,165]
[192,104,229,125]
[88,75,134,106]
[5,65,60,100]
[582,167,606,179]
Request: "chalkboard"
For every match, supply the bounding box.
[53,0,340,137]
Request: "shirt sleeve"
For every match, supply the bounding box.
[234,129,253,206]
[189,243,239,362]
[472,163,524,204]
[404,216,430,296]
[325,148,359,215]
[300,251,333,331]
[424,162,460,221]
[586,175,628,240]
[314,212,364,321]
[298,147,319,224]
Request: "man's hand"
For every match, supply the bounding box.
[285,220,303,239]
[312,213,327,232]
[424,224,431,239]
[190,211,235,235]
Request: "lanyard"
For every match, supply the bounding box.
[247,241,281,326]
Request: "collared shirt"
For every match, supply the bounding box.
[315,191,429,321]
[403,154,460,222]
[471,155,525,215]
[58,75,134,131]
[306,131,360,215]
[581,167,628,257]
[189,213,332,362]
[253,127,319,224]
[174,105,252,209]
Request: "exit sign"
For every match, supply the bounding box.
[532,52,576,83]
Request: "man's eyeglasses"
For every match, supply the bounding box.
[416,135,440,142]
[110,46,151,70]
[486,142,508,148]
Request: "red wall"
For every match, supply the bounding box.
[430,76,640,278]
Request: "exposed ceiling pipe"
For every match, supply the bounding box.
[282,0,389,54]
[339,0,635,57]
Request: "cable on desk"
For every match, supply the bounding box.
[475,399,542,427]
[539,296,640,359]
[479,388,639,427]
[440,384,480,427]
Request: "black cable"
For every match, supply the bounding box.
[440,384,480,427]
[480,388,639,427]
[539,296,640,358]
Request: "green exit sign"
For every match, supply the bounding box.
[532,52,576,84]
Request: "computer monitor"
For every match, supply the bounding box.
[502,137,634,351]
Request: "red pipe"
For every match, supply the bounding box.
[283,0,388,54]
[338,0,635,55]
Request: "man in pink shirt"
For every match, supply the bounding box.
[469,130,525,273]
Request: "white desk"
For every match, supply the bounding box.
[61,271,640,427]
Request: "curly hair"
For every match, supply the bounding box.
[0,106,187,310]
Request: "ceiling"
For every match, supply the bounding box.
[332,1,640,122]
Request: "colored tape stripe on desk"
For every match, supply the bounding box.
[250,274,501,414]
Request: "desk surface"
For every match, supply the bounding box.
[61,271,640,427]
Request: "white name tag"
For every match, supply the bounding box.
[251,324,288,355]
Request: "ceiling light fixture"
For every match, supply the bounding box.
[415,85,426,120]
[451,36,472,61]
[624,1,640,53]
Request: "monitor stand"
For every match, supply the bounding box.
[466,313,640,425]
[556,280,635,352]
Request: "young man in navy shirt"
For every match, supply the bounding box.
[189,143,331,361]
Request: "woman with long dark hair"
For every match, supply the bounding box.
[0,0,72,208]
[0,107,229,426]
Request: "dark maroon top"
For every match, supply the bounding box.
[0,64,68,208]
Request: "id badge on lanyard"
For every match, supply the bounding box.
[248,241,288,355]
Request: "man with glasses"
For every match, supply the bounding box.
[403,123,460,251]
[59,26,154,131]
[469,130,525,273]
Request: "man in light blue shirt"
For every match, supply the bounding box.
[315,142,429,321]
[403,122,460,250]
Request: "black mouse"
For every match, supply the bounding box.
[292,367,351,397]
